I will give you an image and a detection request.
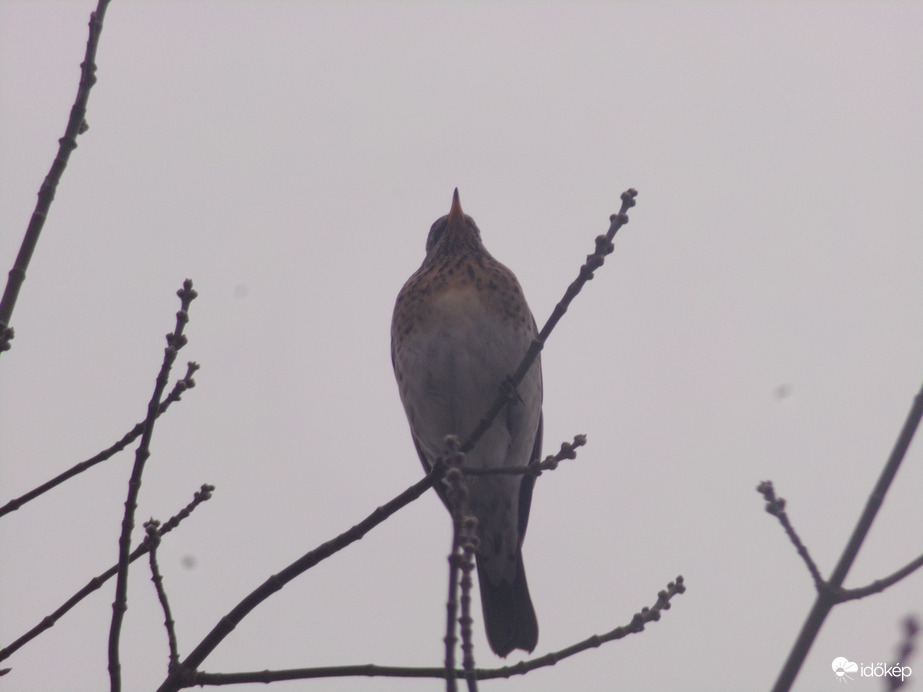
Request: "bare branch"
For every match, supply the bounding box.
[885,615,918,692]
[460,435,586,477]
[757,478,923,604]
[770,376,923,692]
[460,191,636,457]
[109,280,197,692]
[145,520,180,673]
[0,484,214,662]
[756,481,825,590]
[495,576,686,678]
[459,527,479,692]
[154,470,441,692]
[183,576,685,687]
[835,553,923,603]
[0,0,113,354]
[440,436,480,692]
[0,362,199,519]
[442,439,464,692]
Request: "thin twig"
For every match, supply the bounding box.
[756,483,923,603]
[184,576,685,687]
[770,376,923,692]
[459,521,479,692]
[442,437,466,692]
[0,484,214,662]
[0,363,199,518]
[442,436,480,692]
[459,190,636,457]
[145,520,180,672]
[835,553,923,602]
[885,615,918,692]
[109,280,197,692]
[497,576,686,675]
[460,435,587,477]
[756,481,825,589]
[0,0,113,354]
[154,470,442,692]
[443,447,462,692]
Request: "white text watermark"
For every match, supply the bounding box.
[832,657,912,684]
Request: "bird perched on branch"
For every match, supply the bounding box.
[391,189,542,656]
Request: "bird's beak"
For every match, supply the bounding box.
[448,188,464,223]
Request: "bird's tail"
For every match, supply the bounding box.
[476,551,538,657]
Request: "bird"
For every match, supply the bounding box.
[391,189,542,657]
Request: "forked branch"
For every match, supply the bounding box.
[765,376,923,692]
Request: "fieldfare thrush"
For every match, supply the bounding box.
[391,189,542,656]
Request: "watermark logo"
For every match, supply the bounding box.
[831,657,858,683]
[831,657,912,684]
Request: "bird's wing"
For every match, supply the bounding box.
[516,410,542,545]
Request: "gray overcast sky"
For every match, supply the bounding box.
[1,2,922,691]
